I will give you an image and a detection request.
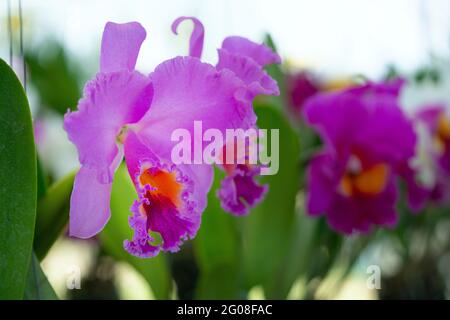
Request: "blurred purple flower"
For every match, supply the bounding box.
[286,71,321,116]
[64,19,257,257]
[412,105,450,205]
[303,80,417,234]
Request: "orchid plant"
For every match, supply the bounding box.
[1,14,449,300]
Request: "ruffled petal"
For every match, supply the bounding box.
[221,36,281,66]
[69,166,112,238]
[327,178,398,234]
[354,97,416,165]
[304,91,370,151]
[123,131,211,257]
[217,48,279,97]
[136,56,255,159]
[304,89,416,165]
[123,203,160,258]
[100,22,146,73]
[171,17,204,59]
[64,71,153,183]
[217,164,268,215]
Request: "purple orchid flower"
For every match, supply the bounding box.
[412,104,450,205]
[286,71,321,117]
[214,36,281,215]
[64,19,258,257]
[303,80,417,234]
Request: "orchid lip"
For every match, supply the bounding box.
[338,156,389,197]
[124,158,200,257]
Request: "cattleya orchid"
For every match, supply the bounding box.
[215,36,281,215]
[303,80,419,233]
[64,17,278,257]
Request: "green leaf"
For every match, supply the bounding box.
[34,170,76,260]
[242,104,301,298]
[0,59,37,299]
[195,264,242,299]
[272,204,318,298]
[193,169,244,299]
[99,164,172,299]
[36,156,48,200]
[26,43,82,115]
[23,253,58,300]
[261,34,287,112]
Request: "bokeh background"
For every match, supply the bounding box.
[1,0,450,299]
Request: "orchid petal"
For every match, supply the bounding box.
[69,166,112,238]
[217,48,279,97]
[221,36,281,66]
[136,56,255,160]
[64,71,153,183]
[100,22,146,73]
[217,164,268,215]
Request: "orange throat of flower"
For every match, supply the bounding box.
[138,168,183,211]
[338,161,389,197]
[435,113,450,154]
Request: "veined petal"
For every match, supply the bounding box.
[136,56,255,159]
[217,48,279,97]
[64,71,153,183]
[100,22,146,73]
[171,16,204,59]
[69,166,112,238]
[221,36,281,66]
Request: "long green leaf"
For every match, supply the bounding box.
[0,59,37,299]
[23,253,58,300]
[99,164,172,299]
[193,169,244,299]
[34,170,76,260]
[242,104,301,298]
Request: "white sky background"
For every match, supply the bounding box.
[1,0,450,79]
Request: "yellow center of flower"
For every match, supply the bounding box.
[339,157,389,197]
[116,125,129,144]
[433,113,450,154]
[139,169,182,207]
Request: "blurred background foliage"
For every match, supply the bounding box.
[1,1,450,300]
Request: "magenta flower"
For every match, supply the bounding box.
[286,71,321,116]
[412,104,450,205]
[303,80,417,234]
[217,162,269,216]
[64,19,257,257]
[214,36,280,215]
